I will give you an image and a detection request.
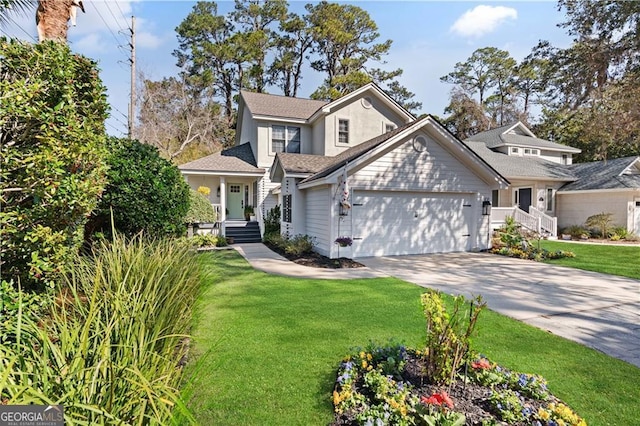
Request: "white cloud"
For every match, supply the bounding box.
[73,33,109,54]
[136,31,165,49]
[450,5,518,38]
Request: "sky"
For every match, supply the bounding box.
[1,1,574,137]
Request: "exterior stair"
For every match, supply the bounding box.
[225,221,262,243]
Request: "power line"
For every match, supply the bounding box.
[89,1,128,48]
[6,16,37,43]
[114,1,129,26]
[104,1,127,33]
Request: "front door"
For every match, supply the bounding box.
[227,184,244,219]
[518,188,532,212]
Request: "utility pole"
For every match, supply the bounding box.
[128,15,136,139]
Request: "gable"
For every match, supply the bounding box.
[299,116,508,190]
[349,131,496,193]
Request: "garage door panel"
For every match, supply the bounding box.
[352,191,472,257]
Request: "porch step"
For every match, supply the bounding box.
[225,221,261,243]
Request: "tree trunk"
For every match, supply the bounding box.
[36,0,74,42]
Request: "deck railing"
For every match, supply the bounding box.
[490,206,558,238]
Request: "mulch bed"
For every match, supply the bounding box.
[263,243,365,269]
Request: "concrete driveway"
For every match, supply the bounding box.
[358,252,640,368]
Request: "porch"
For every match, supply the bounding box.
[491,206,558,238]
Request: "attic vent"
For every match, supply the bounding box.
[413,135,428,153]
[361,97,372,109]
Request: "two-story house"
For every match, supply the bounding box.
[465,122,640,236]
[179,83,509,258]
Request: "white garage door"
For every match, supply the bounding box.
[352,191,473,257]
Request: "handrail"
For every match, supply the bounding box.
[529,206,558,237]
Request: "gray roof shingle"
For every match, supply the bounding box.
[559,156,640,191]
[241,90,328,120]
[464,141,576,180]
[276,153,336,174]
[179,143,264,174]
[468,122,580,152]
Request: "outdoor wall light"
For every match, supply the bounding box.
[539,197,544,202]
[217,186,221,198]
[482,200,492,216]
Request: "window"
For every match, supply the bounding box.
[283,194,292,223]
[492,190,499,207]
[511,147,519,154]
[272,125,300,153]
[229,184,241,193]
[524,148,539,156]
[385,123,396,133]
[338,119,349,144]
[562,154,568,165]
[546,188,553,211]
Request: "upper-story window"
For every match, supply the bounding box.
[524,148,539,156]
[338,119,349,144]
[562,154,568,165]
[272,125,300,153]
[511,147,519,155]
[385,123,396,133]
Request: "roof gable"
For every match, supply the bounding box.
[299,116,508,188]
[467,121,580,153]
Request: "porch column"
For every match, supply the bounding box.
[220,177,226,236]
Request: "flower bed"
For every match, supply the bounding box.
[332,344,586,426]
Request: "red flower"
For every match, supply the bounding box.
[471,358,491,370]
[421,391,454,409]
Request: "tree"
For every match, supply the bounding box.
[175,1,239,124]
[305,0,418,108]
[0,40,109,290]
[442,88,491,139]
[85,138,191,239]
[269,11,313,97]
[135,74,234,163]
[230,0,287,93]
[0,0,34,25]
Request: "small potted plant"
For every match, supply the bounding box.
[244,205,254,221]
[334,236,352,247]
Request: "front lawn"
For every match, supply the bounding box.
[539,240,640,280]
[179,250,640,425]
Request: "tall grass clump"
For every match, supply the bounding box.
[0,235,200,424]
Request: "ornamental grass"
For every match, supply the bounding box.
[0,235,199,424]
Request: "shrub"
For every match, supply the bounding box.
[421,291,485,384]
[610,226,628,240]
[0,235,199,423]
[284,234,315,256]
[496,216,525,249]
[189,234,227,248]
[264,205,281,236]
[0,40,109,290]
[184,189,217,223]
[562,225,591,239]
[585,212,614,238]
[263,231,286,248]
[86,138,190,239]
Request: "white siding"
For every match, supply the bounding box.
[349,133,489,193]
[322,96,407,157]
[305,186,331,257]
[258,169,280,225]
[556,191,636,232]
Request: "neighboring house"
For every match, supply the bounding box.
[179,83,509,258]
[558,156,640,235]
[464,122,640,237]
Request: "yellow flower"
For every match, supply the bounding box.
[333,390,341,406]
[367,353,372,361]
[557,420,566,426]
[538,408,551,421]
[360,351,366,359]
[400,406,407,417]
[362,361,368,369]
[367,365,373,371]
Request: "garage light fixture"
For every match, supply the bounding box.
[482,200,492,216]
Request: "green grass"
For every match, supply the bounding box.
[181,250,640,425]
[539,240,640,280]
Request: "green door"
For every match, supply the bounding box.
[227,183,244,219]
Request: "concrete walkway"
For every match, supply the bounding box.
[234,244,640,368]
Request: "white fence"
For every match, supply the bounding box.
[491,206,557,238]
